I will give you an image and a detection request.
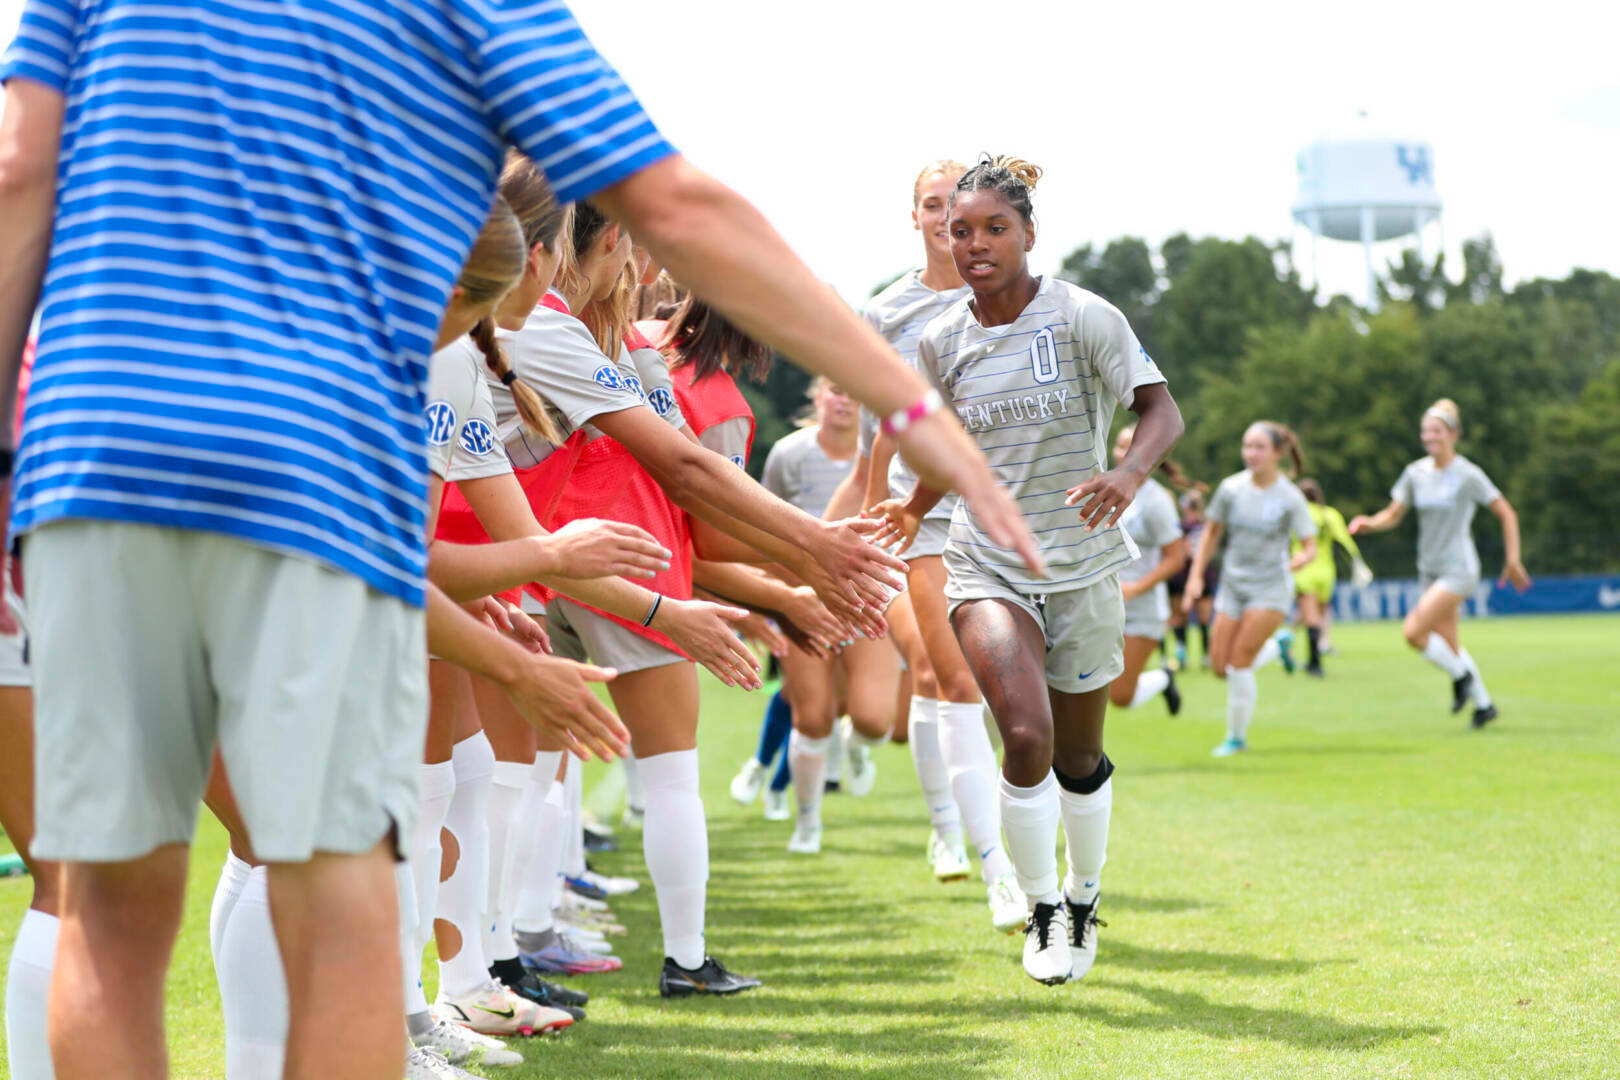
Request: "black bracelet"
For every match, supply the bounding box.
[0,447,12,475]
[641,593,662,627]
[500,370,517,386]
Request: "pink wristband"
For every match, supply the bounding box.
[880,389,943,436]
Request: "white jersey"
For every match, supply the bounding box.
[761,425,855,517]
[1206,471,1316,588]
[1118,477,1182,624]
[1391,454,1502,580]
[917,276,1166,593]
[489,298,647,469]
[863,270,969,521]
[424,341,513,483]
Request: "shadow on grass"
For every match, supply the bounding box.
[1103,939,1342,977]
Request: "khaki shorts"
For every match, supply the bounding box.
[24,522,426,864]
[944,553,1125,695]
[545,595,683,674]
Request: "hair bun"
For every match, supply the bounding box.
[991,156,1043,192]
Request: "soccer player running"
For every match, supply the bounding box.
[1349,398,1529,727]
[838,159,1026,931]
[1183,423,1318,757]
[0,3,1038,1076]
[1290,478,1372,677]
[1106,425,1189,716]
[872,157,1184,985]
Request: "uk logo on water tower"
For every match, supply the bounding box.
[1396,145,1432,185]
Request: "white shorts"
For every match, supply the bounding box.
[944,554,1125,695]
[545,595,683,674]
[0,584,29,687]
[1214,576,1294,620]
[24,522,426,864]
[1421,571,1479,599]
[904,517,951,562]
[1122,591,1168,642]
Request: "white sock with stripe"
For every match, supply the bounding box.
[940,701,1014,884]
[998,771,1062,906]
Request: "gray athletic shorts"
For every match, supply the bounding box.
[1421,571,1480,599]
[24,522,426,864]
[545,595,683,674]
[905,516,951,562]
[944,555,1124,695]
[1122,591,1168,641]
[0,584,28,688]
[1214,575,1294,620]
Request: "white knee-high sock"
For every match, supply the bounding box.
[1060,778,1113,906]
[1251,636,1281,672]
[500,752,555,941]
[514,770,568,937]
[1458,647,1493,707]
[1422,632,1468,679]
[788,730,831,828]
[219,867,288,1080]
[483,760,528,963]
[907,698,961,836]
[998,771,1062,906]
[209,851,253,968]
[563,760,586,879]
[824,719,845,784]
[639,748,709,969]
[1226,665,1258,742]
[5,908,58,1080]
[437,733,495,999]
[1128,668,1170,708]
[940,701,1014,884]
[411,761,456,950]
[396,861,430,1019]
[622,750,645,814]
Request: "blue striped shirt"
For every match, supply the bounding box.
[2,0,675,604]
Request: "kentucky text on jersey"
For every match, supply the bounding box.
[957,388,1074,432]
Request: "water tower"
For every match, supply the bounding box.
[1292,114,1442,308]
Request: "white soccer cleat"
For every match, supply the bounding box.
[1066,894,1105,980]
[786,823,823,855]
[405,1047,479,1080]
[579,867,639,896]
[730,759,767,805]
[436,981,573,1037]
[559,889,611,915]
[842,718,878,797]
[988,875,1027,933]
[929,829,972,882]
[412,1017,523,1067]
[1022,901,1074,986]
[762,788,791,821]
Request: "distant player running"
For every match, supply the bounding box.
[1290,478,1372,677]
[1349,398,1529,727]
[1183,423,1317,757]
[1106,425,1189,716]
[872,156,1184,986]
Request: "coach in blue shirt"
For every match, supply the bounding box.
[0,2,1038,1077]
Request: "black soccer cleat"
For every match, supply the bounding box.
[582,826,617,854]
[658,955,762,997]
[1163,666,1183,716]
[1303,661,1324,678]
[1470,704,1498,729]
[496,966,588,1018]
[1451,671,1474,714]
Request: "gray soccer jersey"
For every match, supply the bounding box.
[627,342,686,431]
[1391,455,1502,580]
[916,277,1166,593]
[490,300,645,469]
[1118,477,1182,624]
[425,341,513,483]
[700,417,752,468]
[760,425,855,517]
[864,270,969,520]
[1205,471,1316,588]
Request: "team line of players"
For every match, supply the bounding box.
[0,152,1529,1075]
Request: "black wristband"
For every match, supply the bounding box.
[0,447,13,475]
[500,370,518,386]
[641,593,662,627]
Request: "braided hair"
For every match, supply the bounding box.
[950,154,1043,223]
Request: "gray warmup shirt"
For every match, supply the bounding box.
[761,425,855,517]
[863,270,969,521]
[425,341,513,483]
[1391,455,1502,581]
[1206,471,1317,588]
[917,277,1166,593]
[1118,477,1183,624]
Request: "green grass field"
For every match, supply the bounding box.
[3,614,1618,1079]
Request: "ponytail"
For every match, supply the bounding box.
[470,317,562,445]
[1158,457,1207,494]
[664,294,773,384]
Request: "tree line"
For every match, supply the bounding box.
[741,235,1620,577]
